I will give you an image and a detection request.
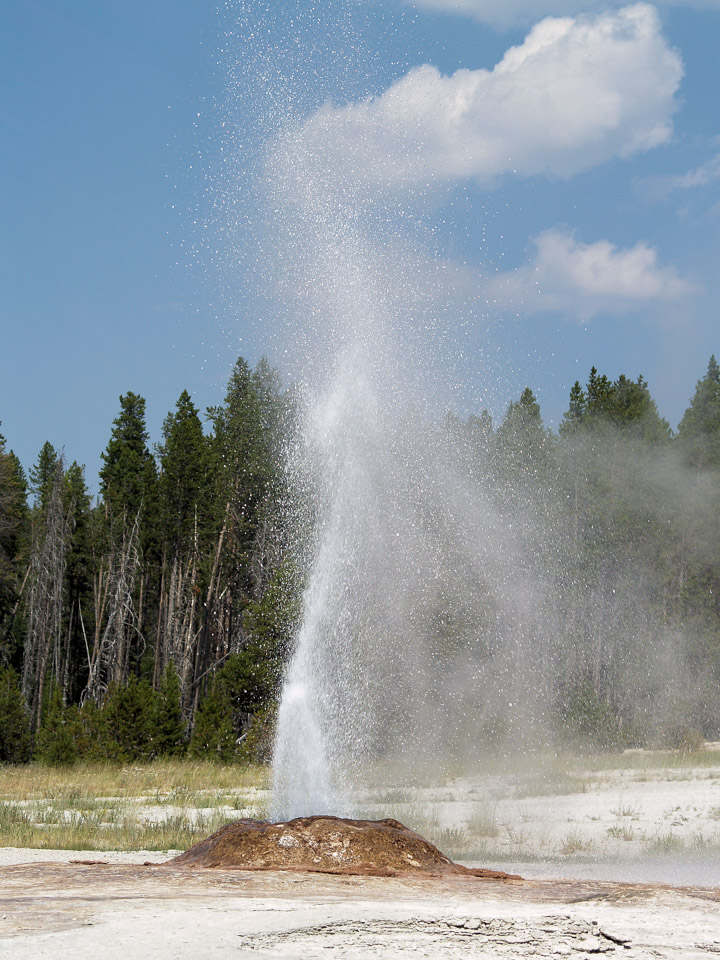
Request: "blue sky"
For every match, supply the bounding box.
[2,0,719,489]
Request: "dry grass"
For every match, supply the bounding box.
[511,771,588,799]
[558,830,593,855]
[578,746,720,774]
[0,760,269,803]
[465,802,500,838]
[648,829,720,854]
[606,825,637,841]
[0,802,232,851]
[609,802,643,819]
[0,761,270,852]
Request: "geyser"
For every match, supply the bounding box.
[213,2,709,829]
[265,12,552,821]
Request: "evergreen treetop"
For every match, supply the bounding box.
[100,392,157,522]
[678,355,720,467]
[560,368,670,442]
[157,389,209,554]
[29,442,60,512]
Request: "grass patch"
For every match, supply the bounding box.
[0,760,269,803]
[432,826,468,857]
[609,802,642,819]
[576,747,720,774]
[370,788,415,804]
[606,825,636,841]
[558,830,593,855]
[0,801,232,851]
[648,830,720,854]
[0,761,269,852]
[466,802,500,838]
[512,772,587,799]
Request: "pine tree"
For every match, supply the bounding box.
[100,393,158,523]
[99,676,160,761]
[22,455,72,733]
[217,559,299,720]
[561,370,670,442]
[677,355,720,468]
[0,428,29,661]
[586,367,614,423]
[608,375,670,442]
[206,358,277,553]
[93,393,159,694]
[35,681,78,765]
[193,358,285,703]
[157,390,208,554]
[29,442,60,512]
[84,508,142,701]
[496,387,550,481]
[62,462,94,701]
[560,381,587,436]
[72,698,106,761]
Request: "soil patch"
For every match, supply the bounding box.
[167,815,520,878]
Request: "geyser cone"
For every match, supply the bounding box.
[168,815,520,879]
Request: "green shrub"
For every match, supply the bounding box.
[35,683,77,765]
[0,667,31,763]
[154,662,187,758]
[188,688,238,763]
[72,698,106,761]
[238,703,276,764]
[99,676,160,762]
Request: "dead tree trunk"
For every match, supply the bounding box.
[22,459,72,732]
[83,509,141,703]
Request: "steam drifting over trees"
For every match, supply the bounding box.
[1,355,720,763]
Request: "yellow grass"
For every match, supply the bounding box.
[0,760,270,802]
[0,761,270,851]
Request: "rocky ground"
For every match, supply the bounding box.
[0,853,718,959]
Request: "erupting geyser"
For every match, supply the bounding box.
[211,3,700,839]
[260,6,553,821]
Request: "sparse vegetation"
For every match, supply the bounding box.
[511,771,588,799]
[0,760,269,851]
[432,826,468,857]
[0,760,269,802]
[609,802,642,819]
[0,802,231,852]
[558,830,593,855]
[466,802,500,838]
[606,825,636,841]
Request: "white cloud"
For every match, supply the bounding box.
[410,0,720,30]
[656,151,720,194]
[672,152,720,188]
[279,5,682,197]
[486,228,695,320]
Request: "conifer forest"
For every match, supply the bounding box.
[2,354,720,766]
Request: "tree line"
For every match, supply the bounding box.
[442,357,720,755]
[1,354,720,763]
[0,357,297,763]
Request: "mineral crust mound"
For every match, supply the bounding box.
[167,815,520,879]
